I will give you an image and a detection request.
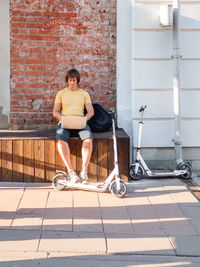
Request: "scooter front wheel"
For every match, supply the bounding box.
[129,164,143,180]
[110,179,127,198]
[52,173,68,191]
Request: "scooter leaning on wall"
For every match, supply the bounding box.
[52,111,127,198]
[130,105,192,180]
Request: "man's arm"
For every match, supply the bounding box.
[85,103,94,121]
[53,103,62,121]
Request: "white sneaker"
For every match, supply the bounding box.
[69,171,80,184]
[79,171,89,184]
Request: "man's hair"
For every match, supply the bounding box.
[66,69,80,84]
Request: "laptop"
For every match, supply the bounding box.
[61,116,87,129]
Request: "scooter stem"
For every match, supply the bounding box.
[138,106,145,149]
[138,121,143,149]
[112,116,119,176]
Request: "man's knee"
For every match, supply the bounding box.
[57,139,68,147]
[83,138,92,143]
[82,138,93,148]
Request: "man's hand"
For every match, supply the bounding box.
[85,103,94,121]
[53,103,62,121]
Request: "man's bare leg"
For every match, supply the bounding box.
[57,139,80,183]
[81,138,93,173]
[57,139,74,172]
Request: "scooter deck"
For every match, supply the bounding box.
[58,180,108,192]
[146,169,186,177]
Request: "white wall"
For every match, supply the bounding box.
[116,0,133,163]
[132,1,200,148]
[116,0,133,137]
[0,0,10,121]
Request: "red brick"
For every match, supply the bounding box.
[24,59,43,64]
[10,0,116,129]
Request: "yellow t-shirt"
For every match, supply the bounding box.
[54,87,92,117]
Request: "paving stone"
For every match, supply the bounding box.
[106,233,175,255]
[11,190,48,230]
[0,188,24,212]
[179,205,200,235]
[98,193,134,234]
[42,191,73,231]
[0,230,40,251]
[1,252,200,267]
[165,185,199,204]
[170,236,200,256]
[124,193,165,235]
[0,182,26,189]
[39,231,106,253]
[0,212,16,229]
[0,186,24,229]
[73,191,103,233]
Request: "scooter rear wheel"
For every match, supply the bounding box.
[177,162,192,179]
[110,179,127,198]
[129,164,143,180]
[52,173,68,191]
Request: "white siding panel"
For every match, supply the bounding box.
[134,5,161,29]
[133,91,173,118]
[182,91,200,117]
[135,0,200,3]
[133,90,200,118]
[182,61,200,88]
[134,31,200,59]
[133,119,200,147]
[181,32,200,58]
[134,31,172,58]
[134,60,200,89]
[182,120,200,146]
[181,5,200,29]
[134,60,173,89]
[133,119,174,147]
[133,4,200,30]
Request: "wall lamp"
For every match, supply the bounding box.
[159,5,173,27]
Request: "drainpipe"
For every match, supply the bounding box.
[172,0,183,165]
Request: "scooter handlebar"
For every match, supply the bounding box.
[108,109,115,119]
[139,105,147,112]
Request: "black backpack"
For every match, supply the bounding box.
[87,103,112,133]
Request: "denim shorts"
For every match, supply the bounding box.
[56,123,93,142]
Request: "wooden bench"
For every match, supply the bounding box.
[0,129,129,183]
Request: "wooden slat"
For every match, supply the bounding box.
[97,139,108,182]
[0,129,130,183]
[2,140,12,181]
[107,138,114,177]
[69,139,77,172]
[56,142,66,172]
[118,138,129,182]
[0,141,1,181]
[0,140,2,181]
[34,140,45,182]
[88,139,98,181]
[76,139,82,175]
[45,140,56,182]
[13,140,23,182]
[24,140,35,183]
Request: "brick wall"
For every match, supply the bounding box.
[10,0,116,129]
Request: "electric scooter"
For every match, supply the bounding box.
[130,105,192,180]
[52,112,127,198]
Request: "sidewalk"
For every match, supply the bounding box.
[0,176,200,266]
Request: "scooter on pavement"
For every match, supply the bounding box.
[52,111,127,198]
[130,105,192,180]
